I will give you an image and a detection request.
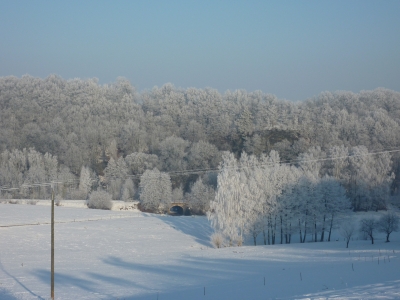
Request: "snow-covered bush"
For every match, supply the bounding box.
[55,194,63,206]
[211,232,225,248]
[88,190,113,210]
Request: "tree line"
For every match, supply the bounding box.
[0,75,399,214]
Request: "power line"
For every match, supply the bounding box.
[102,147,400,179]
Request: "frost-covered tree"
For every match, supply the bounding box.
[340,220,356,248]
[121,178,135,202]
[182,120,207,143]
[125,152,159,175]
[104,157,128,200]
[317,175,350,242]
[57,165,76,199]
[0,149,27,189]
[348,146,393,210]
[172,185,184,203]
[187,141,221,170]
[208,152,245,246]
[24,149,58,199]
[243,133,263,156]
[377,211,399,242]
[328,145,349,181]
[236,107,254,139]
[188,178,215,215]
[296,174,319,243]
[139,168,172,212]
[359,217,377,244]
[275,165,303,244]
[298,146,326,179]
[79,166,92,199]
[158,136,189,172]
[107,139,118,160]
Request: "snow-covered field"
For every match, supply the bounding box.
[0,204,399,300]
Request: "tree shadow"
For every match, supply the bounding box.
[100,253,400,300]
[154,215,213,247]
[0,258,45,300]
[0,288,19,300]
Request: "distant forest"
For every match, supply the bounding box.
[0,75,399,212]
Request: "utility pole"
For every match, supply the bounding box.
[51,184,55,300]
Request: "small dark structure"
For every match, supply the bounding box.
[169,202,189,216]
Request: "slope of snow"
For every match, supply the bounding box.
[0,204,399,299]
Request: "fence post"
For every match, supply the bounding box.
[51,185,55,300]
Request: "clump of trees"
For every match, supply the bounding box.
[358,211,399,244]
[0,148,75,199]
[208,151,352,246]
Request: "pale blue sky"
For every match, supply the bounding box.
[1,0,399,101]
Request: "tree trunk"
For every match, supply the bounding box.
[253,225,257,246]
[320,214,326,242]
[328,218,333,241]
[280,215,283,244]
[302,220,307,243]
[263,229,267,245]
[386,233,390,242]
[314,219,317,242]
[299,219,303,243]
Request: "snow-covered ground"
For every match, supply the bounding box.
[0,200,138,211]
[0,203,399,299]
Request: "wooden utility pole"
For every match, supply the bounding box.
[51,185,55,300]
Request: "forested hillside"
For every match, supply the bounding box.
[0,75,399,213]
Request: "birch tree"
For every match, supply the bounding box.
[208,152,245,246]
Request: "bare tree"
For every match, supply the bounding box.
[359,217,377,244]
[377,211,399,242]
[340,220,356,248]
